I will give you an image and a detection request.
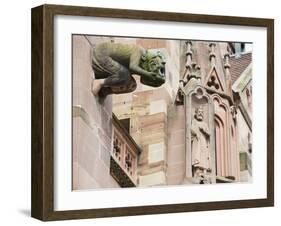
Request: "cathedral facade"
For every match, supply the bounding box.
[72,35,252,189]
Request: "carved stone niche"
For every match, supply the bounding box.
[184,86,216,184]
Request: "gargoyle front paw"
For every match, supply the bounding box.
[91,79,104,96]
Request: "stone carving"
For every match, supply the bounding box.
[182,41,201,86]
[125,150,133,175]
[230,105,237,120]
[209,43,216,66]
[191,106,211,182]
[113,135,122,161]
[207,74,220,90]
[91,42,166,97]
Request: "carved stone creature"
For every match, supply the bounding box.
[91,42,166,98]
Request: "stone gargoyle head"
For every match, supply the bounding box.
[140,50,166,87]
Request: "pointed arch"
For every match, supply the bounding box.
[214,115,226,176]
[213,94,231,178]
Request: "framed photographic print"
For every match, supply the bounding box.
[31,4,274,221]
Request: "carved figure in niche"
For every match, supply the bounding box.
[191,106,211,181]
[91,42,166,98]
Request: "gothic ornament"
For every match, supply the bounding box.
[91,42,166,98]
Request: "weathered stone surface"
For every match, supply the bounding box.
[92,42,166,97]
[139,171,166,187]
[150,100,167,115]
[72,35,117,190]
[166,103,185,185]
[73,162,100,190]
[148,142,166,164]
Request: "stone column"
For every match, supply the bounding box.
[224,53,233,98]
[209,43,216,67]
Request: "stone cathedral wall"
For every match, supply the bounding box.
[112,38,183,187]
[72,36,252,189]
[72,35,119,190]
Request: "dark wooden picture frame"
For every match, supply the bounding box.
[31,4,274,221]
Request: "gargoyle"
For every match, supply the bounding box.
[91,42,166,98]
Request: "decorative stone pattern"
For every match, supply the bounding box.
[181,41,247,184]
[110,157,135,187]
[111,115,140,185]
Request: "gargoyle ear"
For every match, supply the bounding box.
[142,50,149,61]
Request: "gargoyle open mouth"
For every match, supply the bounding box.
[159,67,165,77]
